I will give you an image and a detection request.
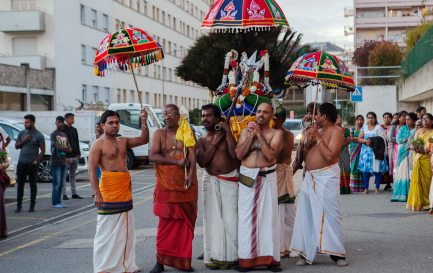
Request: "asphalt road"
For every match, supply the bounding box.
[1,164,433,273]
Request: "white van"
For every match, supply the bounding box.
[107,103,162,169]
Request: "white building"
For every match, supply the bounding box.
[350,0,433,48]
[0,0,213,111]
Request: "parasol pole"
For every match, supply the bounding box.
[130,63,143,108]
[312,83,319,124]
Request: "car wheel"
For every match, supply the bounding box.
[38,158,52,183]
[126,150,135,170]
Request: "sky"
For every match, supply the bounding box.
[279,0,354,50]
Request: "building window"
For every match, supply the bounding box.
[117,89,121,102]
[81,44,86,64]
[162,11,166,25]
[102,14,109,31]
[168,14,172,28]
[82,85,87,102]
[91,47,97,62]
[168,68,172,81]
[145,92,149,104]
[91,9,97,27]
[143,0,147,15]
[130,90,135,103]
[136,0,140,11]
[80,4,86,24]
[93,86,99,102]
[163,67,167,80]
[123,89,127,102]
[104,87,110,104]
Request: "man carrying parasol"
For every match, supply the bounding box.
[197,104,240,270]
[290,103,348,267]
[149,104,198,273]
[235,102,283,272]
[89,109,149,273]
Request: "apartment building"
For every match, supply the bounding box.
[0,0,213,111]
[351,0,433,48]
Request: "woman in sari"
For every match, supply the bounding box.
[407,113,433,211]
[358,112,388,194]
[349,115,364,192]
[391,113,417,202]
[337,115,351,194]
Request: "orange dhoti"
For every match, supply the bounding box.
[154,163,198,271]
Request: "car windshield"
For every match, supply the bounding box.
[284,121,302,131]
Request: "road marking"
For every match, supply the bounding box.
[1,184,156,245]
[5,182,92,207]
[0,219,95,257]
[5,169,153,207]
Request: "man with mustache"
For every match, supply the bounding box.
[235,102,284,272]
[197,104,240,270]
[89,109,149,273]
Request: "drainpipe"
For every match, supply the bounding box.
[21,63,31,111]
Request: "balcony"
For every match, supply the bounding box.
[0,55,47,69]
[355,0,433,8]
[355,15,421,28]
[0,11,45,33]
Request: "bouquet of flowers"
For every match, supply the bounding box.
[0,150,7,164]
[411,137,425,151]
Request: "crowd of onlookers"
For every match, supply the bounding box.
[0,113,86,239]
[337,106,433,213]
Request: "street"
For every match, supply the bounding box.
[1,164,433,273]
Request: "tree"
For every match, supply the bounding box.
[368,41,402,85]
[352,40,379,67]
[405,20,433,52]
[176,27,309,92]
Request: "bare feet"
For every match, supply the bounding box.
[363,189,368,194]
[296,258,307,266]
[375,189,380,194]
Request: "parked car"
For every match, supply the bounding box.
[0,118,89,183]
[153,108,164,126]
[283,118,303,149]
[192,125,206,138]
[108,103,162,169]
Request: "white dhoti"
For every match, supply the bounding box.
[238,165,280,268]
[291,164,346,264]
[93,210,139,273]
[202,169,239,268]
[276,163,296,256]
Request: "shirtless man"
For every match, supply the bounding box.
[274,109,296,258]
[290,103,348,266]
[196,104,239,269]
[235,102,284,272]
[292,102,319,174]
[89,109,149,273]
[149,104,198,273]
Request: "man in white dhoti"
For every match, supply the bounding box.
[89,109,149,273]
[197,104,240,270]
[291,103,348,267]
[275,109,297,258]
[235,102,284,272]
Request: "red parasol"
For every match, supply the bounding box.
[94,27,164,106]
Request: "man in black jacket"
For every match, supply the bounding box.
[62,113,83,200]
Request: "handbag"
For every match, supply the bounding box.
[0,172,10,186]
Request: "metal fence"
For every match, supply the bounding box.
[401,25,433,77]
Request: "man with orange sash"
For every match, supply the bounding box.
[149,104,198,273]
[89,109,149,273]
[197,104,239,270]
[235,102,284,272]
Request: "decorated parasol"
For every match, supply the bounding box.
[201,0,289,33]
[286,51,355,120]
[94,27,164,106]
[286,51,355,91]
